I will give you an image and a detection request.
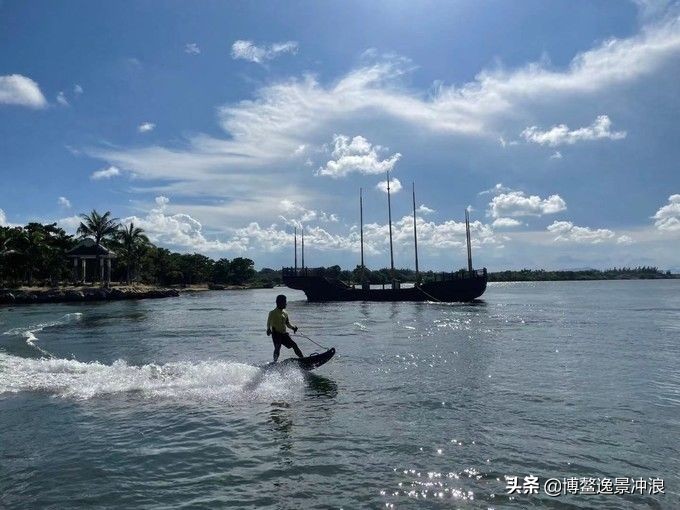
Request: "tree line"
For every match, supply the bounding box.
[0,210,258,288]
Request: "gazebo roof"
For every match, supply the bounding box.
[66,238,116,258]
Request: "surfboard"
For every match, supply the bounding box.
[262,348,336,372]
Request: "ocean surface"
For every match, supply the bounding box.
[1,281,678,509]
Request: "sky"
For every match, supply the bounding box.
[1,0,679,271]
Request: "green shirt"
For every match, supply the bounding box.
[267,308,289,334]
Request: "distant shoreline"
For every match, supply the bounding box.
[0,283,272,306]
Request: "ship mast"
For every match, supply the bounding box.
[465,209,473,274]
[301,227,305,270]
[387,171,395,282]
[294,227,298,272]
[412,182,420,283]
[360,187,365,282]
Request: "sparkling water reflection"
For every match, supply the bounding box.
[0,281,678,508]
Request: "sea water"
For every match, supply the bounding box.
[1,281,678,508]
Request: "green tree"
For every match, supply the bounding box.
[228,257,255,285]
[77,210,120,246]
[77,210,120,283]
[211,258,231,284]
[115,222,149,284]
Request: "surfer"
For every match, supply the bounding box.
[266,294,304,362]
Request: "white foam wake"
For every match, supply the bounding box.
[3,312,83,356]
[0,353,304,402]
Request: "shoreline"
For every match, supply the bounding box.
[0,283,272,306]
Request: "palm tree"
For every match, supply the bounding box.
[115,222,149,284]
[77,210,120,283]
[77,210,120,246]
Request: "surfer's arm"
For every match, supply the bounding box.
[266,312,272,336]
[285,318,298,333]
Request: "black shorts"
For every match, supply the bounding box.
[272,332,296,348]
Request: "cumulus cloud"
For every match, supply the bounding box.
[184,43,200,55]
[225,213,499,256]
[278,199,339,227]
[74,84,84,95]
[56,215,81,233]
[0,209,7,226]
[231,40,298,63]
[57,196,71,208]
[617,235,634,244]
[123,196,241,252]
[56,91,69,106]
[138,122,156,133]
[547,220,616,243]
[91,165,121,180]
[652,194,680,231]
[522,115,627,146]
[492,217,523,228]
[488,191,567,218]
[0,74,47,108]
[317,135,401,178]
[417,204,435,215]
[550,151,563,159]
[376,177,402,194]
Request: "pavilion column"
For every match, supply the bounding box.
[72,258,78,282]
[106,258,112,285]
[81,258,86,283]
[99,257,104,283]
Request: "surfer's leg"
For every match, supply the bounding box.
[281,333,304,358]
[291,340,304,358]
[272,336,282,362]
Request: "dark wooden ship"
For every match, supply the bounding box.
[282,175,487,302]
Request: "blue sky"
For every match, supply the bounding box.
[1,0,679,271]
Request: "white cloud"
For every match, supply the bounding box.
[0,209,7,226]
[56,91,69,106]
[417,204,435,215]
[74,84,84,95]
[231,40,298,64]
[155,195,170,207]
[57,196,71,208]
[499,136,519,147]
[478,183,513,196]
[317,135,401,178]
[522,115,626,146]
[138,122,156,133]
[488,191,567,218]
[184,43,201,55]
[550,151,563,159]
[124,198,241,253]
[0,74,47,108]
[492,217,523,228]
[56,215,81,234]
[92,16,680,197]
[547,220,615,243]
[222,213,499,256]
[652,194,680,231]
[376,177,402,194]
[617,235,635,244]
[279,200,339,228]
[91,165,121,180]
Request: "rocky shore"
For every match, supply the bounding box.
[0,286,181,306]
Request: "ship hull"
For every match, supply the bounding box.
[282,273,487,303]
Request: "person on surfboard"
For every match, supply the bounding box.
[266,294,304,362]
